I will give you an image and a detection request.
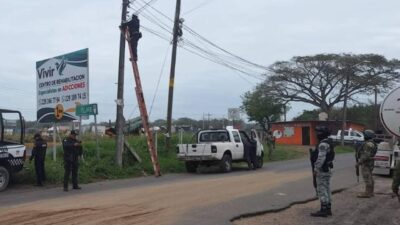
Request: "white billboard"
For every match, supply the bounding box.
[380,86,400,137]
[36,49,89,123]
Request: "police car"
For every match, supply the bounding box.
[0,109,26,191]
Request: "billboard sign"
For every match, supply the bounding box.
[36,49,89,123]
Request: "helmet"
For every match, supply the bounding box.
[315,125,331,141]
[70,130,79,136]
[34,133,41,139]
[363,129,375,140]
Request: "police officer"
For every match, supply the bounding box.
[356,130,376,198]
[62,130,83,191]
[30,133,47,186]
[310,126,334,217]
[248,135,258,170]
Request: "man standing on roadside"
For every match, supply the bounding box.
[310,126,334,217]
[62,130,83,192]
[266,131,275,160]
[391,152,400,200]
[356,130,376,198]
[30,133,47,186]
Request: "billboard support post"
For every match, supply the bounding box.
[94,114,99,159]
[53,123,56,161]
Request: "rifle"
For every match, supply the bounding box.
[309,148,317,190]
[355,158,360,183]
[355,142,361,183]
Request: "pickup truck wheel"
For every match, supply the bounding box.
[0,166,10,192]
[220,154,232,173]
[256,153,264,168]
[185,161,199,173]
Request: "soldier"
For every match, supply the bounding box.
[30,133,47,186]
[62,130,83,192]
[356,130,376,198]
[391,153,400,200]
[310,126,334,217]
[266,131,275,160]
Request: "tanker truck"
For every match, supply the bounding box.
[373,87,400,175]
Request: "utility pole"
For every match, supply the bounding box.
[166,0,182,151]
[340,69,350,146]
[374,86,378,131]
[202,113,205,129]
[340,60,370,146]
[115,0,129,166]
[207,113,211,129]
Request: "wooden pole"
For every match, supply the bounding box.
[166,0,182,151]
[115,0,129,166]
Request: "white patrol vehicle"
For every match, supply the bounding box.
[329,129,364,143]
[0,109,26,191]
[177,126,264,173]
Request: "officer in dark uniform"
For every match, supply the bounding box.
[30,133,47,186]
[248,136,258,169]
[62,130,83,191]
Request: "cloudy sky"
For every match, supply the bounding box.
[1,0,400,124]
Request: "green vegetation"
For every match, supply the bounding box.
[334,145,356,154]
[264,144,308,162]
[14,135,190,185]
[13,136,355,186]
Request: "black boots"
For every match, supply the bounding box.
[326,203,332,216]
[310,203,332,217]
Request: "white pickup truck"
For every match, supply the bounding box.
[329,129,364,143]
[177,126,264,173]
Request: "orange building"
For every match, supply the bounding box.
[270,120,365,146]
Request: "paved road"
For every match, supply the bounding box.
[0,153,358,225]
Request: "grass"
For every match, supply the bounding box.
[12,136,355,186]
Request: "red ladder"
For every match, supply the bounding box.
[121,16,161,177]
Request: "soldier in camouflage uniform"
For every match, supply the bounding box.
[310,126,334,217]
[392,156,400,198]
[356,130,376,198]
[266,131,275,160]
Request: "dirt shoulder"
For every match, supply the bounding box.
[234,176,400,225]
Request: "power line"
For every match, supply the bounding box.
[183,0,217,15]
[133,0,267,79]
[133,0,160,14]
[149,44,171,116]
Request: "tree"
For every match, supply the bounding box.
[293,103,383,130]
[241,84,284,132]
[265,54,400,117]
[293,109,319,121]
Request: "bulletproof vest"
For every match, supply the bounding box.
[34,138,47,160]
[311,138,335,172]
[63,137,82,162]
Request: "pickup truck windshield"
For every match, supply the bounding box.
[199,131,230,142]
